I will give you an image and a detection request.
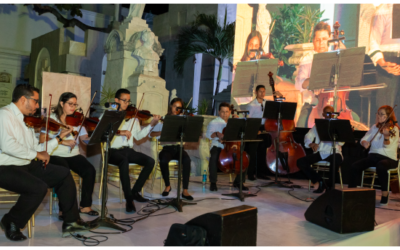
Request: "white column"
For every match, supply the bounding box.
[114,4,120,22]
[192,53,203,114]
[320,4,334,28]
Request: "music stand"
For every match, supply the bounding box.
[262,101,298,187]
[87,110,126,231]
[221,118,261,201]
[314,119,355,189]
[158,115,204,212]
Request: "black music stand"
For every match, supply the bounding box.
[221,118,261,201]
[87,110,126,231]
[158,115,204,212]
[314,119,355,189]
[262,101,298,187]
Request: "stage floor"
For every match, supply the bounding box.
[1,175,400,246]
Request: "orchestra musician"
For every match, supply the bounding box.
[348,105,399,205]
[296,105,344,193]
[150,98,193,200]
[101,88,161,213]
[206,102,248,191]
[39,92,98,220]
[0,84,96,241]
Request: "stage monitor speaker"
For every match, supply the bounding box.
[185,205,257,246]
[305,188,375,234]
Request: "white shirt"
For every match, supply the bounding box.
[304,124,345,160]
[0,103,58,166]
[41,113,87,157]
[295,50,321,105]
[247,98,266,125]
[361,124,399,161]
[206,117,227,150]
[369,4,400,66]
[99,112,153,149]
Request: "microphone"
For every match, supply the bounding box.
[326,111,340,118]
[105,102,121,110]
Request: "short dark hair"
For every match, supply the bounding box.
[12,84,39,103]
[219,102,231,111]
[255,85,265,92]
[313,21,331,39]
[115,89,130,99]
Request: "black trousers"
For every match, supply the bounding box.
[0,161,79,228]
[159,145,191,189]
[246,130,272,177]
[348,153,398,191]
[49,155,96,208]
[208,146,246,184]
[108,147,155,202]
[297,152,343,184]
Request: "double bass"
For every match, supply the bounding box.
[218,105,250,175]
[265,72,305,175]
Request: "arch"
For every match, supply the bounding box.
[34,47,51,93]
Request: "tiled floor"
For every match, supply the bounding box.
[1,175,399,246]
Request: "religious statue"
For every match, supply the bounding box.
[127,4,145,19]
[256,4,272,53]
[133,29,161,73]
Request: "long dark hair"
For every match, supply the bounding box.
[54,92,77,121]
[240,30,264,62]
[167,98,184,115]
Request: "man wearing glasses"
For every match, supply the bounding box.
[101,88,161,213]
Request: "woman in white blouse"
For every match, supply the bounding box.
[39,92,98,219]
[348,105,399,205]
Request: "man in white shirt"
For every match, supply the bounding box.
[0,85,96,241]
[102,89,160,213]
[296,105,344,193]
[206,102,247,191]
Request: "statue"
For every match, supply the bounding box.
[133,29,161,73]
[256,4,272,53]
[127,4,145,19]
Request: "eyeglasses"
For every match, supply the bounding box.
[26,96,40,105]
[118,98,131,104]
[377,113,387,117]
[65,102,79,108]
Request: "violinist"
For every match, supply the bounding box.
[0,85,96,241]
[101,88,161,213]
[39,92,98,220]
[296,105,344,193]
[205,102,247,191]
[348,105,399,205]
[149,98,193,200]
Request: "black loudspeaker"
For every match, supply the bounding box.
[305,188,375,234]
[185,205,257,246]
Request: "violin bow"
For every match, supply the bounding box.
[128,93,145,132]
[261,20,276,52]
[73,91,97,143]
[368,105,397,144]
[44,94,52,169]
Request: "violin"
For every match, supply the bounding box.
[125,104,152,121]
[66,110,99,134]
[24,116,78,140]
[379,120,397,138]
[265,72,305,175]
[217,105,250,175]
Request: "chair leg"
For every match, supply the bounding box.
[387,171,391,201]
[361,171,365,188]
[371,173,376,188]
[79,177,82,203]
[119,180,123,204]
[229,173,232,183]
[339,167,343,189]
[49,189,53,215]
[27,219,31,238]
[308,179,311,191]
[32,214,35,227]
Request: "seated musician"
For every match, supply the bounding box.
[206,102,247,191]
[245,85,272,181]
[101,88,161,213]
[296,105,344,193]
[348,105,399,205]
[39,92,98,220]
[0,85,96,241]
[150,98,193,200]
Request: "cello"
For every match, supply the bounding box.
[218,105,250,175]
[265,72,305,175]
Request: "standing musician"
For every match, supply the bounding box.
[150,98,193,200]
[0,85,96,241]
[101,88,161,213]
[206,102,247,191]
[39,92,98,220]
[348,105,399,205]
[296,105,344,193]
[245,85,272,181]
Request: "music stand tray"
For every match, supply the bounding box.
[222,118,261,201]
[315,119,355,189]
[159,115,204,212]
[88,110,127,231]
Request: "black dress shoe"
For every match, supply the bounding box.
[79,208,99,216]
[380,195,389,205]
[210,183,218,191]
[126,201,136,213]
[0,218,27,241]
[162,187,171,197]
[313,180,327,194]
[248,175,257,181]
[256,174,271,180]
[62,218,98,235]
[181,193,194,200]
[233,182,249,191]
[133,191,149,203]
